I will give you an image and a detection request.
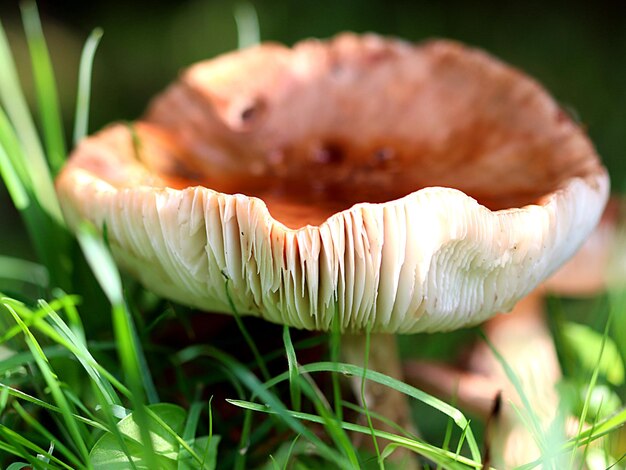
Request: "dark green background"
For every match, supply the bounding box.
[1,0,625,259]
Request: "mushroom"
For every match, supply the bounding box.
[55,33,609,463]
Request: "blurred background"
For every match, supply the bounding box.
[1,0,625,261]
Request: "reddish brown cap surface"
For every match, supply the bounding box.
[56,34,609,332]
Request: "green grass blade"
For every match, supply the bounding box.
[235,407,253,470]
[516,407,626,470]
[0,344,66,375]
[261,360,481,462]
[0,106,31,189]
[570,407,626,447]
[0,296,50,343]
[0,137,29,210]
[234,2,260,49]
[282,435,300,470]
[578,403,603,470]
[175,345,353,469]
[2,303,91,463]
[0,106,71,291]
[73,28,102,145]
[0,255,48,287]
[179,400,212,470]
[0,425,60,470]
[54,290,85,343]
[341,400,417,440]
[330,313,343,421]
[12,401,82,469]
[296,374,361,467]
[124,302,160,404]
[480,331,545,451]
[282,325,301,412]
[1,295,130,400]
[75,223,159,467]
[257,333,327,366]
[223,275,271,381]
[360,325,382,467]
[20,1,66,174]
[0,383,105,430]
[39,299,121,405]
[207,397,214,467]
[0,18,63,223]
[76,223,123,305]
[109,303,157,464]
[228,399,485,469]
[89,383,140,470]
[570,309,614,468]
[181,401,204,445]
[438,397,457,470]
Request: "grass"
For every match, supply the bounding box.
[1,3,626,469]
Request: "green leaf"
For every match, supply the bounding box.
[179,401,218,470]
[6,463,31,470]
[581,384,621,420]
[178,436,220,470]
[562,321,624,385]
[90,403,190,469]
[118,404,185,458]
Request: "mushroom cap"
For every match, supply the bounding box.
[56,33,609,333]
[543,198,619,296]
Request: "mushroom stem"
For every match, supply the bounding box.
[405,294,562,467]
[473,293,563,466]
[342,333,419,468]
[402,360,502,421]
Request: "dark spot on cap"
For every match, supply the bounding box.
[373,147,395,163]
[234,97,267,130]
[312,142,345,165]
[240,105,257,122]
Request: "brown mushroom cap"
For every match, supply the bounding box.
[56,33,609,333]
